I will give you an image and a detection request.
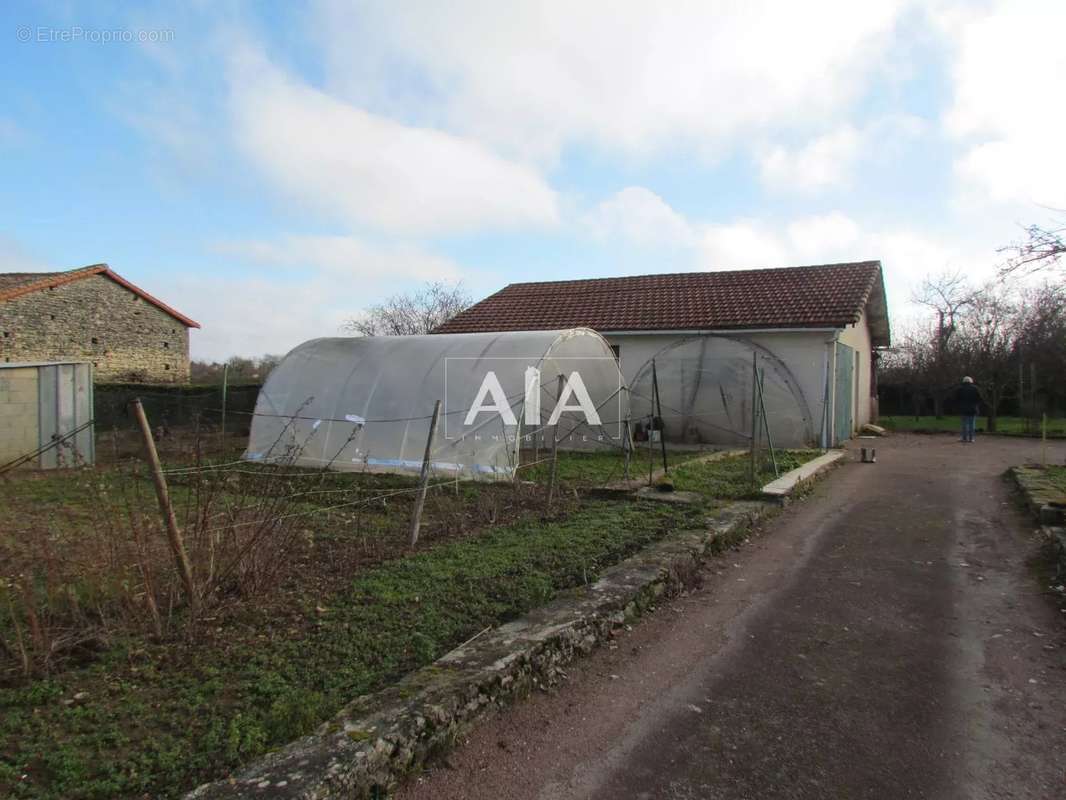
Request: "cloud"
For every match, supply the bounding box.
[228,48,559,235]
[212,235,462,282]
[758,114,928,193]
[759,126,862,192]
[316,0,909,162]
[584,187,695,247]
[580,186,997,323]
[180,233,467,358]
[942,0,1066,207]
[161,274,352,362]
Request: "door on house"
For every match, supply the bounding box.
[834,342,855,445]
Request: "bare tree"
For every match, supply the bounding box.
[999,220,1066,278]
[911,272,975,416]
[344,281,471,336]
[953,284,1018,431]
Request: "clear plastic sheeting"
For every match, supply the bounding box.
[628,335,815,448]
[244,329,627,479]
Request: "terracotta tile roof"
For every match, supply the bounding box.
[436,261,889,345]
[0,264,200,328]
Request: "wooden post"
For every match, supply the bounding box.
[622,417,632,482]
[220,363,229,455]
[1042,412,1048,467]
[547,375,564,508]
[409,400,442,547]
[652,358,668,474]
[130,398,199,614]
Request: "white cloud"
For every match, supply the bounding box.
[699,221,791,269]
[212,235,461,282]
[942,0,1066,207]
[760,126,863,192]
[583,186,997,322]
[228,47,560,235]
[317,0,909,162]
[163,274,351,361]
[175,234,467,359]
[584,187,695,246]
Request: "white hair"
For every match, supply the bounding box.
[962,376,973,383]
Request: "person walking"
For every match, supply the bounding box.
[956,376,982,443]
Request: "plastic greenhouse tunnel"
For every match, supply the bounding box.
[243,328,628,479]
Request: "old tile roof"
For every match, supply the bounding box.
[0,264,201,328]
[436,261,889,346]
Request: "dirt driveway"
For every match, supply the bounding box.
[399,434,1066,800]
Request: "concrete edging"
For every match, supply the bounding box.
[186,500,772,800]
[761,449,846,502]
[1008,466,1066,580]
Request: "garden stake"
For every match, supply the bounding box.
[547,375,564,509]
[220,362,229,456]
[750,352,759,488]
[131,398,199,614]
[652,358,668,474]
[409,399,442,547]
[757,368,778,477]
[1042,412,1047,467]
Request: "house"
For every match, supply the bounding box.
[0,264,199,383]
[435,261,890,447]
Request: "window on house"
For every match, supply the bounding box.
[163,342,169,349]
[91,337,98,344]
[164,363,170,370]
[49,314,56,320]
[2,332,9,338]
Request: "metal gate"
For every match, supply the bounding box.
[834,343,854,446]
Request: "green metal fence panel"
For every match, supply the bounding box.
[834,342,855,445]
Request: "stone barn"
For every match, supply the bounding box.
[0,264,199,383]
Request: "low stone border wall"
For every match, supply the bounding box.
[1009,466,1066,581]
[187,500,771,799]
[761,450,846,503]
[1010,466,1066,525]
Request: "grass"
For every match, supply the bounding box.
[0,434,775,798]
[879,415,1066,437]
[520,446,718,487]
[1040,466,1066,494]
[0,499,703,799]
[670,450,823,500]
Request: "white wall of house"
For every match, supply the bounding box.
[603,308,877,447]
[838,307,873,429]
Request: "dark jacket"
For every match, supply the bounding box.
[956,382,982,416]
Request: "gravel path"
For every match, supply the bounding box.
[399,433,1066,800]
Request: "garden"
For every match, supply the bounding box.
[0,423,818,799]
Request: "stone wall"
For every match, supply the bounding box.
[0,274,191,383]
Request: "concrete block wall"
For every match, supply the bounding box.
[0,366,39,464]
[0,274,190,383]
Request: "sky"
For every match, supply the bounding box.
[1,0,1064,361]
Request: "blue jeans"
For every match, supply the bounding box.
[961,415,976,442]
